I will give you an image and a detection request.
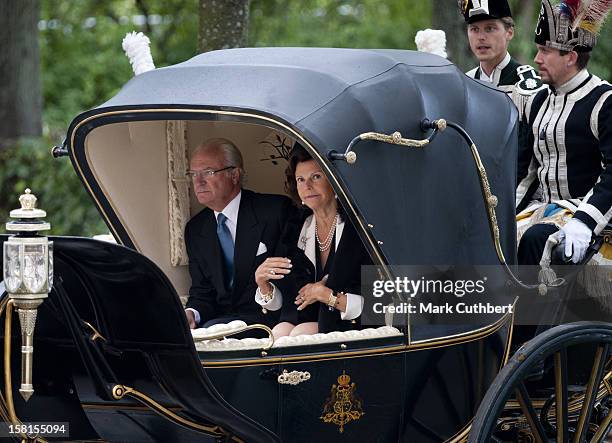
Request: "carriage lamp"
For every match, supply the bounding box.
[3,189,52,402]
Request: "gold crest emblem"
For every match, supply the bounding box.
[320,371,364,433]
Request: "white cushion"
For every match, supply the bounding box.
[192,324,402,352]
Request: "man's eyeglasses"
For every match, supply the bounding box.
[186,166,236,179]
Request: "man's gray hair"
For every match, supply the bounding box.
[193,137,245,183]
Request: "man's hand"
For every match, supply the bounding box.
[185,309,197,329]
[255,257,292,290]
[559,218,592,264]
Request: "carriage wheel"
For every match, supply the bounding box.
[468,322,612,443]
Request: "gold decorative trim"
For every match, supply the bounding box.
[359,131,430,148]
[467,142,505,264]
[111,384,240,441]
[320,371,364,433]
[82,320,107,342]
[501,305,516,366]
[444,420,472,443]
[409,309,513,349]
[203,345,407,368]
[82,402,182,411]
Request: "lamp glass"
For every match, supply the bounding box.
[48,242,53,288]
[4,242,22,293]
[23,243,46,293]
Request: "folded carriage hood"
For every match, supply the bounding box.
[91,47,452,124]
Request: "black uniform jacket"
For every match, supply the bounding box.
[185,189,293,325]
[517,71,612,234]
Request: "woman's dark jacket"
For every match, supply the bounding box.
[272,210,372,333]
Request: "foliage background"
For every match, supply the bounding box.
[1,0,610,236]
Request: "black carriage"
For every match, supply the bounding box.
[0,47,610,442]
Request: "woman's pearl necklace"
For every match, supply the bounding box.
[315,214,338,252]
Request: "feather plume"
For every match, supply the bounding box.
[415,29,447,59]
[559,0,581,20]
[122,31,155,76]
[578,0,612,33]
[572,0,591,29]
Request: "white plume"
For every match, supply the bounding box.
[415,29,447,59]
[122,31,155,76]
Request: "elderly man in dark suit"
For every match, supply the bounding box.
[184,137,293,329]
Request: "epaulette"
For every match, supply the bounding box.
[514,65,546,96]
[512,65,547,113]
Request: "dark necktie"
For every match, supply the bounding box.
[216,213,234,288]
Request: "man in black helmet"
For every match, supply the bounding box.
[516,0,612,266]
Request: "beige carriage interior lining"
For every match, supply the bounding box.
[84,120,293,303]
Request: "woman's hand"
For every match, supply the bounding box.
[296,279,330,310]
[255,257,292,292]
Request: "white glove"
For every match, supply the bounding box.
[557,218,592,264]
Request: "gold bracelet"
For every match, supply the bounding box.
[260,285,274,303]
[327,291,338,310]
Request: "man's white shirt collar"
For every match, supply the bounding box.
[479,52,511,86]
[214,190,241,242]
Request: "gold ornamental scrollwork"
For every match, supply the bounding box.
[320,371,364,433]
[359,131,430,148]
[472,145,504,263]
[277,370,311,385]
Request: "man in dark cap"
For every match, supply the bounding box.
[461,0,544,106]
[516,0,612,266]
[461,0,545,180]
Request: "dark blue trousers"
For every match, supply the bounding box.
[517,223,559,265]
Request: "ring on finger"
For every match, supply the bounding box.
[269,269,276,275]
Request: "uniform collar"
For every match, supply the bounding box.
[553,69,590,95]
[479,52,511,85]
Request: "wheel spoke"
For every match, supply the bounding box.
[573,344,610,443]
[516,382,548,443]
[589,406,612,443]
[555,349,569,443]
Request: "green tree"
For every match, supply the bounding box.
[2,0,199,236]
